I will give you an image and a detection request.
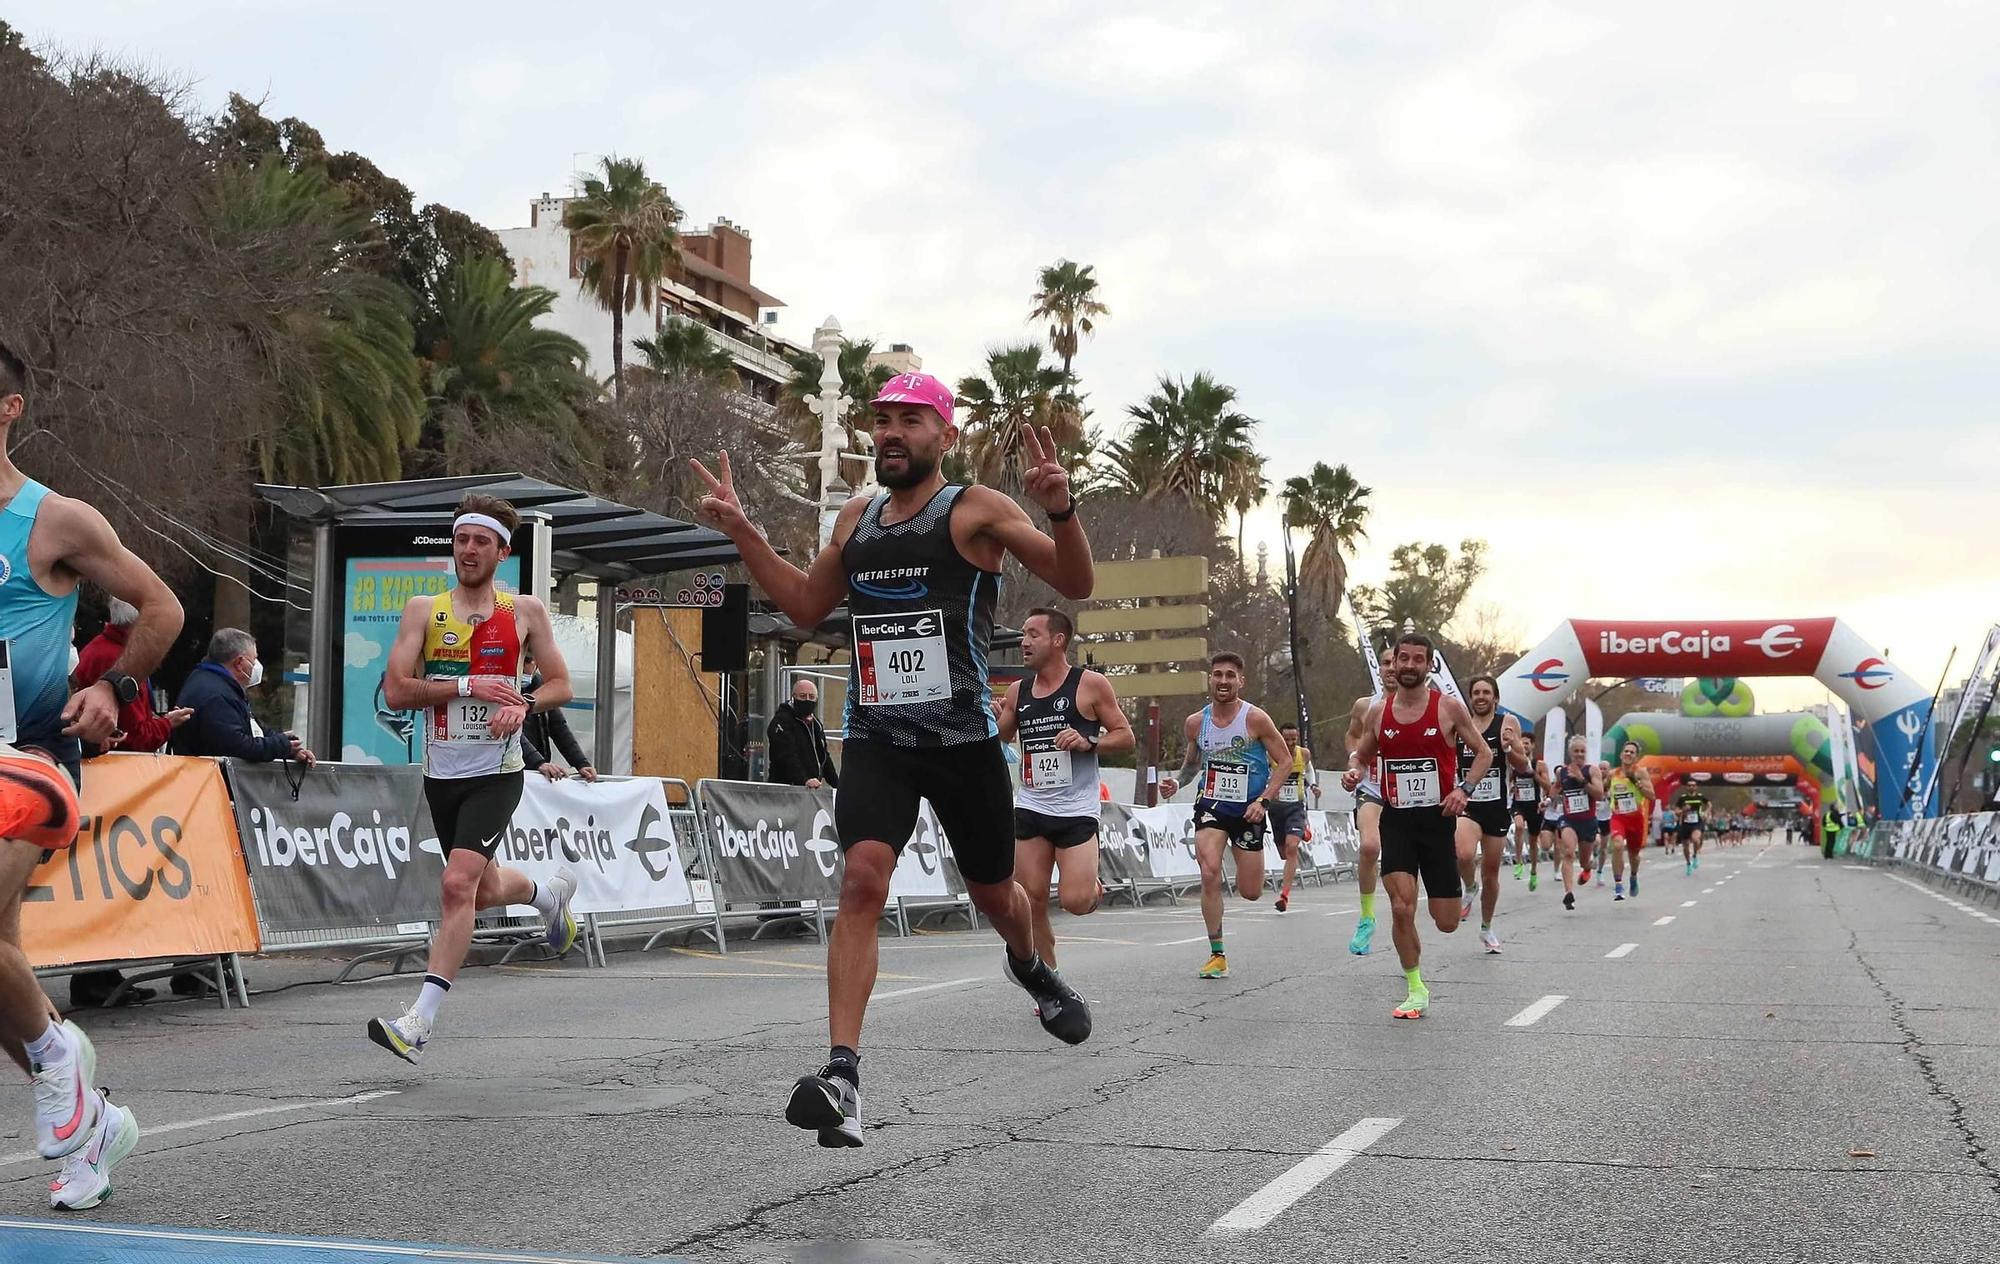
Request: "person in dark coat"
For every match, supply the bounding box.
[171,628,313,766]
[520,655,596,781]
[766,677,837,788]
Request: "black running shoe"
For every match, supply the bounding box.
[1563,891,1576,911]
[1004,951,1093,1045]
[786,1066,862,1148]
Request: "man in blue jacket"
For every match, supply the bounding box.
[172,628,314,766]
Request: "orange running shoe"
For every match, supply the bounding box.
[0,749,80,849]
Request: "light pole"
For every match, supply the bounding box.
[806,316,851,550]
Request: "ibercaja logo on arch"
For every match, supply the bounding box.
[1573,619,1835,675]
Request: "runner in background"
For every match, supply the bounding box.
[1509,727,1550,889]
[1346,649,1395,955]
[1452,675,1525,953]
[1555,737,1603,911]
[1271,721,1320,913]
[1604,741,1656,901]
[1159,653,1291,978]
[998,608,1133,968]
[1674,787,1710,874]
[1590,761,1615,887]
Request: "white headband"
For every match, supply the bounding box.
[453,512,512,546]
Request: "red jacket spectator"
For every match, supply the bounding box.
[72,600,187,752]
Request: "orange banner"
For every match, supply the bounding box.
[21,755,260,968]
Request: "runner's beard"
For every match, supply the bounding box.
[877,448,938,489]
[455,556,498,588]
[1396,668,1425,689]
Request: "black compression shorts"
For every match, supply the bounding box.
[1268,801,1308,842]
[1014,807,1098,850]
[424,771,524,858]
[1193,800,1267,851]
[836,737,1015,885]
[1565,816,1600,844]
[1379,806,1461,899]
[1464,799,1511,839]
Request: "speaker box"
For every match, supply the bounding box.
[701,583,750,672]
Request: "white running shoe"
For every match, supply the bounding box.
[366,1008,432,1065]
[545,867,580,954]
[1461,886,1476,920]
[30,1020,100,1159]
[1481,928,1502,954]
[49,1093,139,1210]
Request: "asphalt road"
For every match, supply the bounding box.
[4,833,1998,1263]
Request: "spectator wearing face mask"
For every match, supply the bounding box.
[766,677,837,789]
[171,628,314,766]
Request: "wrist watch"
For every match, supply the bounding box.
[457,677,473,697]
[100,672,140,705]
[1047,498,1078,523]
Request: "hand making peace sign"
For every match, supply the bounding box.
[1020,424,1073,516]
[689,451,751,538]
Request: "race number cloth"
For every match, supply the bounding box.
[25,755,259,966]
[853,611,950,707]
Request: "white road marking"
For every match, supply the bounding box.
[0,1090,400,1168]
[0,1219,631,1262]
[1885,875,2000,926]
[1843,865,1871,870]
[1156,935,1216,946]
[1605,943,1639,959]
[1206,1117,1403,1235]
[1681,900,1698,907]
[1504,995,1568,1027]
[1702,887,1716,893]
[875,976,984,1000]
[1653,916,1675,926]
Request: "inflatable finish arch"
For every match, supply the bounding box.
[1498,619,1934,819]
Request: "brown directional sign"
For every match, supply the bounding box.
[1106,669,1210,696]
[1082,636,1209,668]
[1077,604,1209,635]
[1089,557,1207,601]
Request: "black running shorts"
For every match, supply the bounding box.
[836,738,1015,885]
[1564,816,1600,844]
[1675,822,1702,841]
[1379,806,1461,899]
[1268,801,1308,843]
[1014,807,1098,850]
[1465,799,1511,839]
[424,771,524,858]
[1193,800,1267,851]
[1513,803,1541,831]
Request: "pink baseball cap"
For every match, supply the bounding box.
[870,372,954,425]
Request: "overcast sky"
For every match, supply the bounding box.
[19,1,1999,710]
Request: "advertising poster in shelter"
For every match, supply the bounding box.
[339,538,521,767]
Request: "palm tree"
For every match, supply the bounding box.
[955,342,1080,490]
[1116,372,1260,524]
[205,159,425,485]
[781,339,897,484]
[419,255,596,467]
[563,156,680,400]
[1281,461,1372,632]
[1227,453,1270,565]
[631,319,740,386]
[1027,259,1109,386]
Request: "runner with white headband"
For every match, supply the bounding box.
[367,493,580,1066]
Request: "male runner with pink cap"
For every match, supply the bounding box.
[693,371,1098,1148]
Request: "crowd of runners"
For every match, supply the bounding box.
[0,361,1785,1206]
